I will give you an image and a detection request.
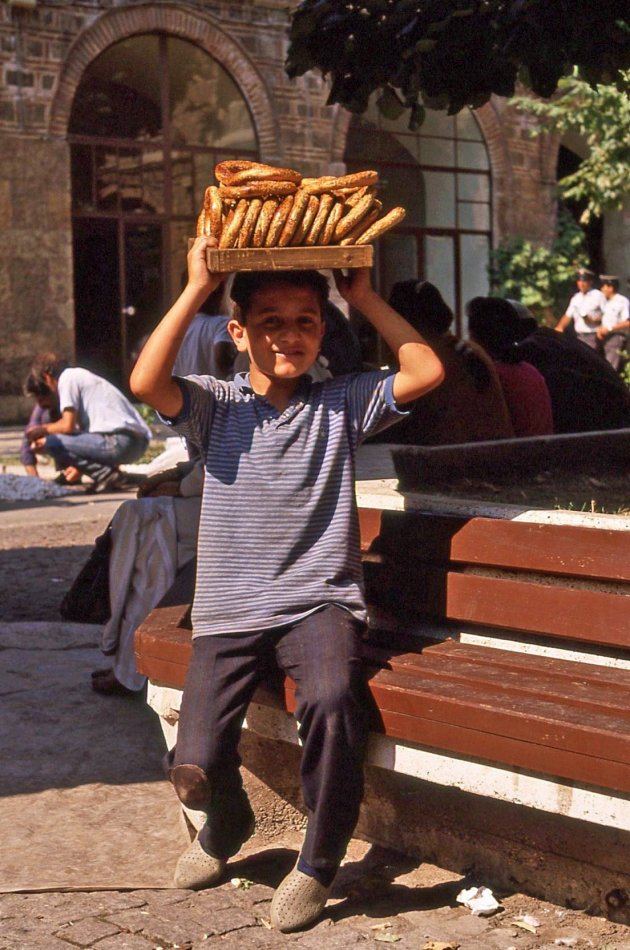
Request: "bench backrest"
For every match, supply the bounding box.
[362,510,630,653]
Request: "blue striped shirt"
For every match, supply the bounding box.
[164,370,405,636]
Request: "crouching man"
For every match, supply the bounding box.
[28,353,151,493]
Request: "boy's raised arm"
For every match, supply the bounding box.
[334,268,444,403]
[130,237,222,417]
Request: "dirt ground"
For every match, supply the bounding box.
[431,469,630,515]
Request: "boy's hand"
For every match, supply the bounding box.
[187,236,222,297]
[333,267,376,311]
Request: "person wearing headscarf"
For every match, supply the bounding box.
[370,281,514,445]
[467,297,554,437]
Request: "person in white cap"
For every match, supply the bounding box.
[555,267,606,350]
[596,275,630,371]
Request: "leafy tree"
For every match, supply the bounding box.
[488,206,587,321]
[511,69,630,223]
[286,1,629,127]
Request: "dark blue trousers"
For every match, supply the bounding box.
[165,605,370,876]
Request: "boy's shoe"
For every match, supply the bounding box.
[173,836,226,890]
[270,865,331,932]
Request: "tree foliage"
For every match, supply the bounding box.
[512,70,630,223]
[286,1,629,127]
[488,207,587,321]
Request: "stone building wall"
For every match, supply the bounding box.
[1,0,558,421]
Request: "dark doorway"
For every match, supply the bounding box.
[69,32,259,389]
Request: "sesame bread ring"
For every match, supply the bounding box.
[219,180,298,201]
[219,198,249,248]
[343,185,373,206]
[228,163,302,187]
[264,195,295,247]
[278,189,310,247]
[334,194,376,241]
[304,193,334,245]
[237,198,263,248]
[355,206,406,245]
[196,210,206,238]
[252,198,279,248]
[215,160,258,184]
[302,170,378,195]
[204,185,224,240]
[320,201,345,245]
[339,202,382,245]
[290,195,320,246]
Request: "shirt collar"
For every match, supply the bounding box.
[232,372,312,405]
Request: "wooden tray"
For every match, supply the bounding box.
[188,242,373,272]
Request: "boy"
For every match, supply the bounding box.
[130,236,443,932]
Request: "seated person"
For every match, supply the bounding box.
[467,297,554,437]
[26,352,152,493]
[509,301,630,432]
[20,373,61,479]
[371,280,515,445]
[172,281,236,379]
[92,460,203,695]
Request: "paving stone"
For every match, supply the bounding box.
[187,903,260,936]
[292,919,365,947]
[101,908,157,934]
[105,903,212,946]
[53,917,121,945]
[0,891,148,928]
[128,888,191,907]
[92,935,156,950]
[0,932,71,950]
[174,889,236,916]
[192,922,289,948]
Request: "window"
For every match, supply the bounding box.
[345,102,491,346]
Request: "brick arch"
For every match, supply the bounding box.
[473,99,514,240]
[48,1,280,160]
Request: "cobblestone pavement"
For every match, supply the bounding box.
[1,460,629,950]
[2,861,630,950]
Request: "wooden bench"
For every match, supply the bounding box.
[135,505,630,917]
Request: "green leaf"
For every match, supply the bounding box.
[376,85,406,119]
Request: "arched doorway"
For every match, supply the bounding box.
[69,33,259,387]
[345,104,491,359]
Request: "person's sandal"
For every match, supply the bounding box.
[173,836,227,889]
[270,864,331,932]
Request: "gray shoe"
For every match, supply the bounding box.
[173,836,226,890]
[270,865,331,932]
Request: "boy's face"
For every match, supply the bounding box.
[229,283,325,384]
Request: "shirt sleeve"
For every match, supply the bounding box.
[56,370,81,413]
[158,375,220,455]
[343,370,409,444]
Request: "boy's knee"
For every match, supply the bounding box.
[170,763,212,809]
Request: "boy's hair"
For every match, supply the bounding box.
[23,372,53,398]
[230,270,329,324]
[31,352,70,382]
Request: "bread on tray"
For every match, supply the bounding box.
[196,161,405,250]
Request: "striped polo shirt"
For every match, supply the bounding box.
[164,370,405,637]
